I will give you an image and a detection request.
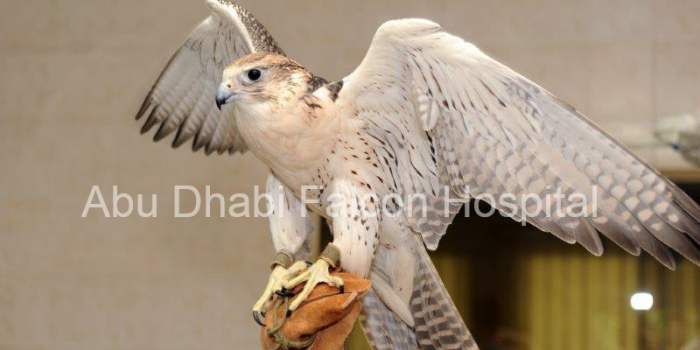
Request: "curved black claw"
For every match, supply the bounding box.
[275,288,295,297]
[252,310,266,327]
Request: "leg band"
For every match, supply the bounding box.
[270,250,294,270]
[319,244,340,269]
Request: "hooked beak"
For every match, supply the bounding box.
[215,83,236,110]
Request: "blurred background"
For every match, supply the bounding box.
[1,0,699,349]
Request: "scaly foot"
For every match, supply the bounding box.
[252,260,308,325]
[283,259,345,311]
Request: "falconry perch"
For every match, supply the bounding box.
[136,1,700,349]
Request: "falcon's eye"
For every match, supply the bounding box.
[247,69,262,81]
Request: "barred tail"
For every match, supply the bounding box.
[361,289,418,349]
[361,234,478,349]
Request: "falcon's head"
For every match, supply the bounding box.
[215,53,311,111]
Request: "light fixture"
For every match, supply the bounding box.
[630,292,654,311]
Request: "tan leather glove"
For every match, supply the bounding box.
[259,272,371,350]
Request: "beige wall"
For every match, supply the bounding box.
[1,1,699,349]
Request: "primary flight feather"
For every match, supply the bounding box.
[137,2,700,349]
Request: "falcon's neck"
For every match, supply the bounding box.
[234,85,353,187]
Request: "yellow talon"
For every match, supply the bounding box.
[284,259,345,311]
[252,260,308,324]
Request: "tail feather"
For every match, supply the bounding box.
[360,233,478,349]
[411,235,478,349]
[361,290,418,350]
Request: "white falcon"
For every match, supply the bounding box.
[136,1,700,349]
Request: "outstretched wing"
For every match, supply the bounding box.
[341,19,700,269]
[136,0,283,155]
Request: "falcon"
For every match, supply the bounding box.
[136,1,700,349]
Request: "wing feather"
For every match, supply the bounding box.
[136,0,283,155]
[342,19,700,268]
